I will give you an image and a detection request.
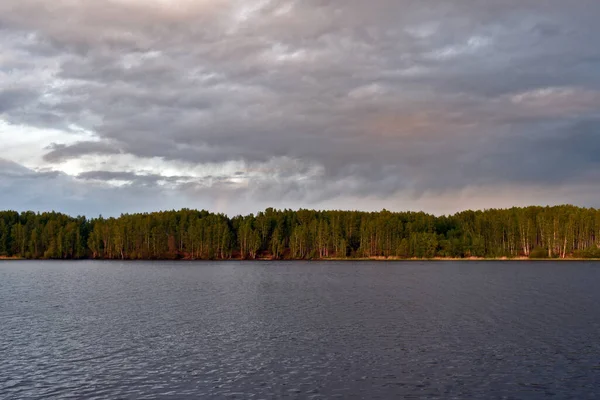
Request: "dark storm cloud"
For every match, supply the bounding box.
[2,0,600,214]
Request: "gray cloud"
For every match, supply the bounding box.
[0,88,39,113]
[1,0,600,214]
[43,141,121,162]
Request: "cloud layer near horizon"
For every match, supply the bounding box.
[1,0,600,216]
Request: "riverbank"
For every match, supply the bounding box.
[2,256,600,261]
[314,256,600,261]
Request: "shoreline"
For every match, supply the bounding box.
[3,256,600,262]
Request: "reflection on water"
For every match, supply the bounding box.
[1,261,600,399]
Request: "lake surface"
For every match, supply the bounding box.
[1,261,600,399]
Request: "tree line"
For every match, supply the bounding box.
[2,205,600,260]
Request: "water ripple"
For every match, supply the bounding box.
[1,261,600,399]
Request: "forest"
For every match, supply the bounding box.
[2,205,600,260]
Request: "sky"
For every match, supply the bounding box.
[1,0,600,217]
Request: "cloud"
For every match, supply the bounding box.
[43,141,121,163]
[1,0,600,215]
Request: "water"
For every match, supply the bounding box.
[1,261,600,399]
